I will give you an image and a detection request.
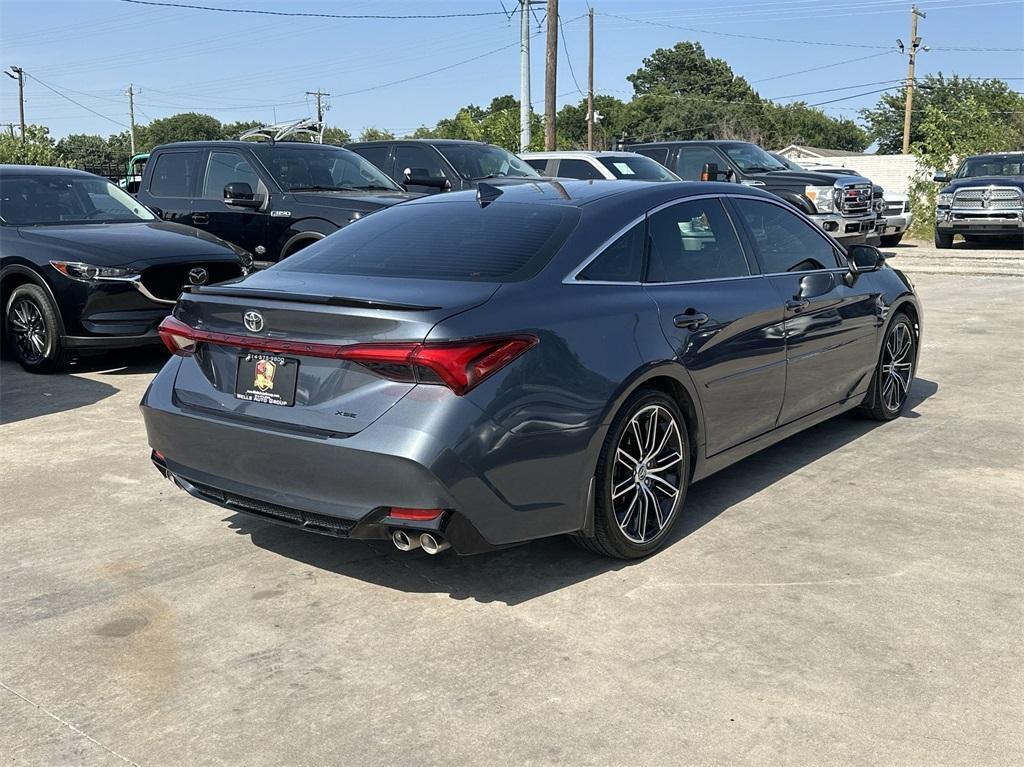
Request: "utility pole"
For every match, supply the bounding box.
[901,5,926,155]
[2,122,14,138]
[6,66,25,143]
[306,89,330,142]
[586,7,594,150]
[126,84,137,155]
[544,0,558,150]
[519,1,531,153]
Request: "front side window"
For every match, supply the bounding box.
[0,174,155,226]
[438,144,540,181]
[202,151,261,199]
[394,145,448,181]
[150,151,201,197]
[732,198,841,273]
[252,145,400,192]
[646,199,750,283]
[278,200,579,282]
[598,155,677,181]
[578,223,645,282]
[556,159,605,181]
[675,146,725,181]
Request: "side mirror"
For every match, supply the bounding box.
[224,182,260,207]
[933,171,951,183]
[847,244,885,280]
[797,271,837,299]
[402,168,449,190]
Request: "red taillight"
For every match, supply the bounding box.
[157,316,537,396]
[388,507,443,521]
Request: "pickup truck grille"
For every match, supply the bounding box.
[884,201,905,216]
[839,184,873,216]
[140,261,243,303]
[952,187,1023,210]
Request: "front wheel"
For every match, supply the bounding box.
[934,229,954,249]
[859,313,916,421]
[579,389,690,559]
[4,284,72,373]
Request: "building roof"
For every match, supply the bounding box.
[778,144,861,158]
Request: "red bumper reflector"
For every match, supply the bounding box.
[388,508,443,521]
[152,450,165,461]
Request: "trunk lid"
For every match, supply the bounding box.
[170,274,499,435]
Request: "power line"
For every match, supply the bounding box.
[752,52,897,84]
[558,13,585,96]
[116,0,510,20]
[21,72,128,129]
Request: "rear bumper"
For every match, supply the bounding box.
[141,358,593,553]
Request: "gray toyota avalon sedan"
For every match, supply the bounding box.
[142,180,921,559]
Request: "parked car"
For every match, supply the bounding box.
[521,150,680,181]
[142,179,921,559]
[0,165,249,372]
[933,152,1024,249]
[347,139,544,194]
[796,163,911,247]
[135,137,415,266]
[626,141,883,245]
[118,152,149,195]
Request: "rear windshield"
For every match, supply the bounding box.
[278,200,579,282]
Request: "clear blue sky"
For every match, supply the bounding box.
[1,0,1021,142]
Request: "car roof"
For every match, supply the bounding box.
[0,164,99,177]
[151,140,350,151]
[627,140,751,148]
[965,152,1024,159]
[520,151,648,159]
[396,179,769,209]
[346,139,488,147]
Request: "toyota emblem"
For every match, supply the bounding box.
[187,267,209,285]
[243,311,264,333]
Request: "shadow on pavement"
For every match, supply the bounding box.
[230,378,939,606]
[0,349,167,424]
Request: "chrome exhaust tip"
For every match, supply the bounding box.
[419,532,450,555]
[392,529,421,552]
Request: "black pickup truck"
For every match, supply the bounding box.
[135,138,416,265]
[626,140,882,245]
[933,152,1024,248]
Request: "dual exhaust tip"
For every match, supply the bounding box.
[392,529,450,555]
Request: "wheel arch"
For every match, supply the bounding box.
[275,217,340,259]
[0,264,66,337]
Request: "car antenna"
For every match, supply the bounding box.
[476,182,503,207]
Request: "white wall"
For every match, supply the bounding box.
[802,154,923,196]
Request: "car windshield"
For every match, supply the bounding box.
[954,156,1024,178]
[769,153,805,172]
[437,144,541,180]
[722,144,787,174]
[597,155,678,181]
[252,144,401,192]
[0,174,156,226]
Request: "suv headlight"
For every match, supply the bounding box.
[49,261,137,282]
[804,185,835,214]
[937,192,953,207]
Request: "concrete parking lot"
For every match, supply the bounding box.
[2,247,1022,766]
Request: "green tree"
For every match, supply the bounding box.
[144,112,223,148]
[0,125,64,166]
[321,126,352,145]
[764,102,869,152]
[557,95,629,150]
[55,133,110,168]
[358,127,395,142]
[627,41,757,102]
[861,75,1024,154]
[220,120,262,140]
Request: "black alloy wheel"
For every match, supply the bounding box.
[4,284,71,373]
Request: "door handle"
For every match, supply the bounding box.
[673,311,710,330]
[785,298,809,312]
[191,213,209,225]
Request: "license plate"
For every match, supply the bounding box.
[235,353,298,407]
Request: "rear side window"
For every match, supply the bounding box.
[578,223,645,282]
[633,147,669,165]
[280,201,579,282]
[149,151,200,198]
[523,158,550,174]
[646,199,750,283]
[732,198,842,272]
[556,159,604,180]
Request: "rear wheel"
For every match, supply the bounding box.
[4,284,71,373]
[934,229,954,249]
[579,388,690,559]
[859,313,916,421]
[880,233,904,247]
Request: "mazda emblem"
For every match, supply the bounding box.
[243,311,264,333]
[187,267,209,285]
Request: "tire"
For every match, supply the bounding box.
[858,313,916,421]
[880,233,904,247]
[4,284,72,373]
[578,388,690,559]
[934,230,954,249]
